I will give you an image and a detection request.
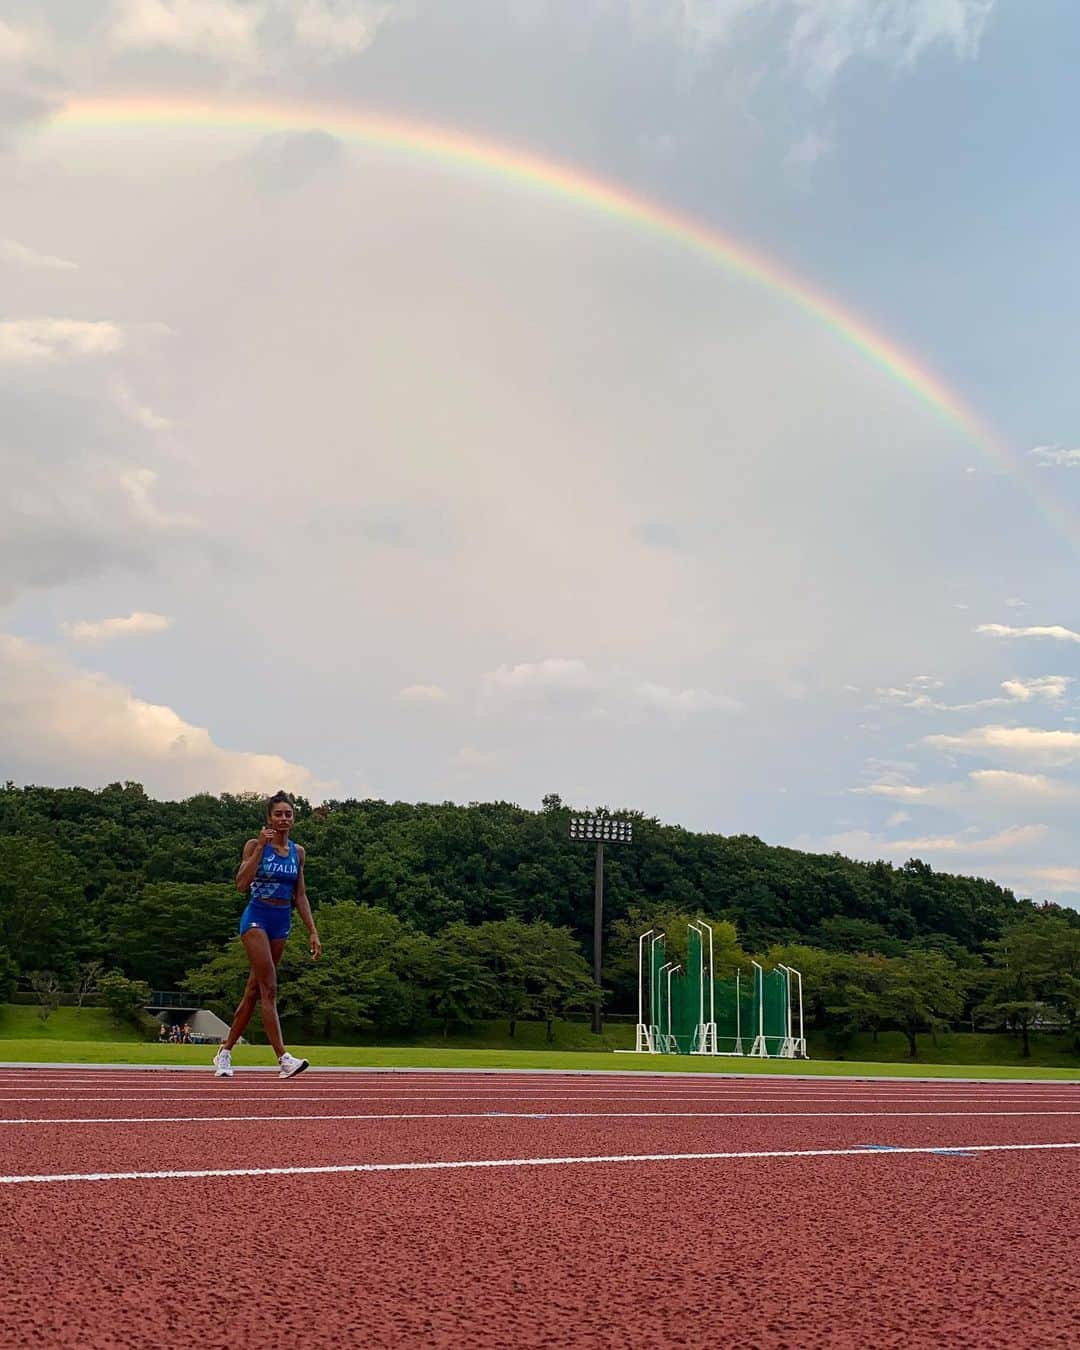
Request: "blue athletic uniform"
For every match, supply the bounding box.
[239,840,299,941]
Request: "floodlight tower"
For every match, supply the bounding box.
[569,812,633,1034]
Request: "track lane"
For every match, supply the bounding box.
[1,1148,1075,1347]
[3,1108,1079,1176]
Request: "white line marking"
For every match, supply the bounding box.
[1,1110,1079,1126]
[2,1085,1069,1096]
[2,1140,1077,1185]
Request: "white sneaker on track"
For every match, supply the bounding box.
[278,1052,309,1079]
[212,1047,234,1078]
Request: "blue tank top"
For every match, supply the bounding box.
[249,840,299,904]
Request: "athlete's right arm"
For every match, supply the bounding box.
[235,833,270,892]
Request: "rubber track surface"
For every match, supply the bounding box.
[1,1070,1077,1347]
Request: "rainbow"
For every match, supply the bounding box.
[47,95,1024,481]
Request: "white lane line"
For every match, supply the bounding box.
[3,1096,1079,1109]
[2,1140,1077,1185]
[1,1078,1073,1097]
[1,1090,1074,1102]
[2,1110,1080,1126]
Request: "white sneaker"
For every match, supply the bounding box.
[213,1047,234,1078]
[278,1052,309,1079]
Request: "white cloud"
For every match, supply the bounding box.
[0,634,331,799]
[887,823,1047,855]
[977,623,1080,643]
[853,780,931,801]
[0,19,46,65]
[1030,445,1080,469]
[807,821,1047,864]
[786,127,834,165]
[294,0,391,53]
[486,658,600,699]
[968,769,1080,802]
[0,238,78,271]
[395,683,450,705]
[924,724,1080,767]
[634,681,740,716]
[65,611,172,643]
[785,0,993,94]
[117,467,196,530]
[482,658,737,720]
[108,0,395,68]
[0,319,126,364]
[856,768,1080,811]
[1024,866,1080,893]
[1000,676,1070,704]
[450,744,504,773]
[110,378,172,433]
[0,445,197,604]
[871,674,1070,712]
[109,0,260,63]
[885,809,911,827]
[1004,596,1028,609]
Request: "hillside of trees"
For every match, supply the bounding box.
[1,781,1078,1056]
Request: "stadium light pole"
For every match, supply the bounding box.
[569,813,633,1034]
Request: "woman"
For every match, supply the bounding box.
[213,790,322,1079]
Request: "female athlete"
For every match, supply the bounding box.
[213,790,322,1079]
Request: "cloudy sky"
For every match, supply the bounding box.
[3,1,1080,904]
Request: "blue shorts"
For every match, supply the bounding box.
[239,898,292,941]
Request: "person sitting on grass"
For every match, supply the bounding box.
[212,790,322,1080]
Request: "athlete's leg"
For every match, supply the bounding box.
[221,967,260,1051]
[241,926,287,1059]
[221,934,289,1049]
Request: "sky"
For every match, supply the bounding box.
[3,1,1080,906]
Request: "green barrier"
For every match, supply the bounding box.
[764,967,791,1055]
[635,923,804,1058]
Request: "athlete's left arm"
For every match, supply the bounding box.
[294,846,322,959]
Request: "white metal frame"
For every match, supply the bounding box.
[649,932,666,1049]
[734,967,744,1055]
[748,960,768,1057]
[789,964,807,1057]
[688,918,718,1054]
[776,964,797,1057]
[633,927,657,1052]
[660,961,681,1053]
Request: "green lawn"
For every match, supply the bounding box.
[0,1036,1077,1078]
[813,1029,1080,1068]
[0,1004,143,1043]
[1,1006,1076,1078]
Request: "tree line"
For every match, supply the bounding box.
[1,782,1078,1055]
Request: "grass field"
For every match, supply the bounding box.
[1,1005,1076,1077]
[0,1005,143,1043]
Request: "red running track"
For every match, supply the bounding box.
[0,1069,1078,1347]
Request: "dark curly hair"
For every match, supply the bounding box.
[264,789,295,821]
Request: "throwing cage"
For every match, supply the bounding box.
[633,921,806,1058]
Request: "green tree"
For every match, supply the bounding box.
[608,905,749,1012]
[29,970,61,1022]
[526,924,599,1042]
[982,913,1080,1055]
[471,919,538,1037]
[74,960,104,1008]
[428,924,499,1035]
[277,903,429,1041]
[0,837,89,976]
[110,882,239,989]
[0,946,17,1003]
[183,903,431,1042]
[99,971,153,1031]
[879,951,966,1058]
